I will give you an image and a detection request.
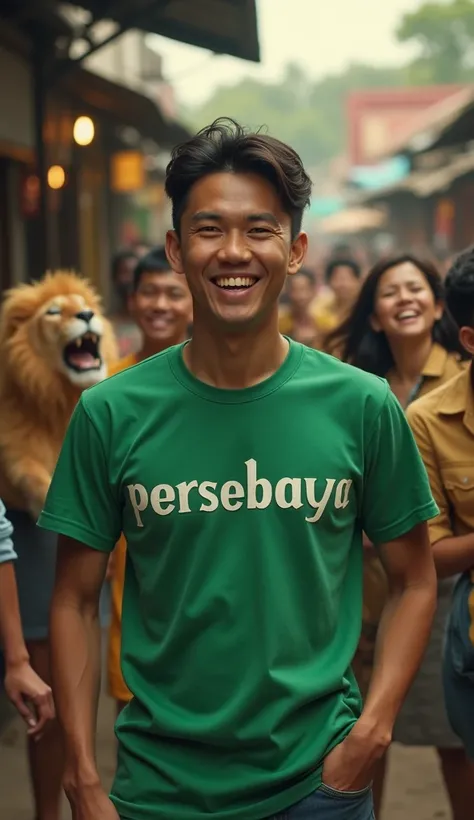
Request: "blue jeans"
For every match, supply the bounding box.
[119,785,375,820]
[443,572,474,760]
[270,784,375,819]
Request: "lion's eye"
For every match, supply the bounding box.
[45,306,61,315]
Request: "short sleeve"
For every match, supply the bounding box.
[361,387,439,545]
[0,499,17,564]
[407,403,453,544]
[37,398,121,552]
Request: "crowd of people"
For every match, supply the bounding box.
[280,251,474,819]
[0,117,474,820]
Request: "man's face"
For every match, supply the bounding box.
[329,265,360,304]
[287,273,315,311]
[166,172,307,330]
[129,270,192,345]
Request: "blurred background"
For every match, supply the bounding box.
[2,0,474,306]
[1,2,474,817]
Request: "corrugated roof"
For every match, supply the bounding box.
[79,0,260,63]
[62,67,191,146]
[372,86,474,161]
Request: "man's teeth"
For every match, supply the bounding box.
[215,276,256,288]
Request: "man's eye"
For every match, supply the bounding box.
[198,226,220,233]
[250,227,272,234]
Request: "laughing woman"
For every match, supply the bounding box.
[325,254,472,819]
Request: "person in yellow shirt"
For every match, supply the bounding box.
[279,260,362,347]
[314,258,363,337]
[108,247,192,711]
[278,268,320,346]
[407,250,474,820]
[324,253,468,817]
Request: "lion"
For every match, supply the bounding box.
[0,271,117,517]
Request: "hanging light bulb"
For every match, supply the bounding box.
[47,165,66,190]
[73,116,95,146]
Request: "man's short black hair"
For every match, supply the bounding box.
[133,247,171,291]
[445,247,474,329]
[165,117,312,239]
[325,258,361,284]
[331,243,353,257]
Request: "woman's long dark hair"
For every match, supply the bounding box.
[325,254,466,376]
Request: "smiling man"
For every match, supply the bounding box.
[41,119,437,820]
[107,247,192,712]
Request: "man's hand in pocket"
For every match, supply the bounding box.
[322,719,390,792]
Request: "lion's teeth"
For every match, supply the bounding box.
[75,339,81,347]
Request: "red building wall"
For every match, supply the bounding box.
[347,86,465,165]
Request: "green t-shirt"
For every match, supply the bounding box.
[38,340,437,820]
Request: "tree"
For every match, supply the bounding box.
[185,63,327,167]
[308,63,406,160]
[397,0,474,84]
[185,0,474,167]
[186,62,405,168]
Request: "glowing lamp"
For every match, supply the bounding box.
[73,116,95,146]
[47,165,66,190]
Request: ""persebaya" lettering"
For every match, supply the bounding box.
[127,458,352,527]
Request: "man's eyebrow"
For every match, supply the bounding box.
[190,211,280,227]
[247,212,280,227]
[191,211,221,222]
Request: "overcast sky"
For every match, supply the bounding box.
[149,0,424,106]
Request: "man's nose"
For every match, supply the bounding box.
[217,232,252,264]
[153,293,171,311]
[76,309,94,322]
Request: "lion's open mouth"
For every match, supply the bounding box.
[63,332,102,372]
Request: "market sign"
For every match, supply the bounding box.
[110,151,145,193]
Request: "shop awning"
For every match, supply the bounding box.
[319,207,387,235]
[61,67,191,147]
[369,86,474,161]
[354,150,474,202]
[405,151,474,197]
[0,1,260,63]
[79,0,260,63]
[419,97,474,153]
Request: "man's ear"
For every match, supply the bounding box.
[459,325,474,357]
[287,232,308,277]
[166,230,185,275]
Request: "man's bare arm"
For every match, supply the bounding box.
[0,561,54,736]
[0,560,29,666]
[50,535,118,817]
[431,533,474,578]
[362,521,437,742]
[321,521,437,792]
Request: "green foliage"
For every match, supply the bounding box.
[185,62,405,167]
[185,0,474,166]
[397,0,474,84]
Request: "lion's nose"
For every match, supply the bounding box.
[76,309,94,323]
